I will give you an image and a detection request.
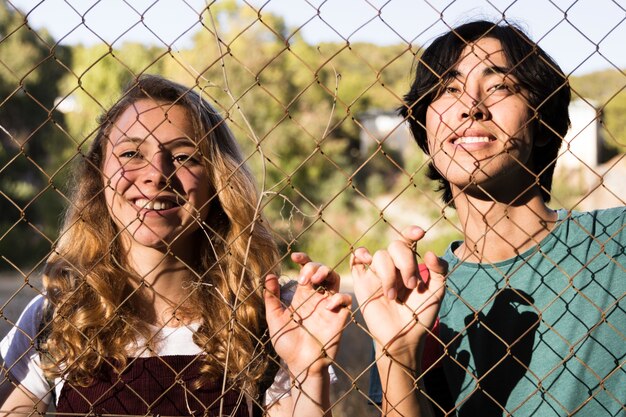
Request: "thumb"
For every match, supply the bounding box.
[423,251,447,290]
[264,274,283,317]
[424,251,447,275]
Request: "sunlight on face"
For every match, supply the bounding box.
[102,99,211,253]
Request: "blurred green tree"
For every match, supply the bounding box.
[0,0,71,271]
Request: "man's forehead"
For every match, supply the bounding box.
[460,38,507,64]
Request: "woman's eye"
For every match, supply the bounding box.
[119,150,140,159]
[174,154,201,165]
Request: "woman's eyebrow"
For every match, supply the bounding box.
[163,137,198,148]
[111,136,197,148]
[110,136,145,147]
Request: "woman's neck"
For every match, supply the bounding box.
[452,187,558,263]
[124,242,199,327]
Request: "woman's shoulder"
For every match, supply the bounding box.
[0,294,52,402]
[1,294,47,359]
[3,294,47,340]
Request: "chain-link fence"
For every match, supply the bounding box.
[1,0,625,416]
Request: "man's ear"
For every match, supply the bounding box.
[534,135,550,148]
[533,119,551,148]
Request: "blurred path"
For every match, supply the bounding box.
[0,271,44,340]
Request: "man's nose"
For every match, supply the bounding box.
[461,92,491,121]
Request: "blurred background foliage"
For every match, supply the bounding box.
[1,0,625,272]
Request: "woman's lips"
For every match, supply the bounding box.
[131,197,181,214]
[133,197,181,212]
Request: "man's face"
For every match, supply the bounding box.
[425,37,535,200]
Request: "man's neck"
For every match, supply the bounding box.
[452,188,558,263]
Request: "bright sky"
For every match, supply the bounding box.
[9,0,626,75]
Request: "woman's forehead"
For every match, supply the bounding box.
[116,99,187,123]
[109,99,196,142]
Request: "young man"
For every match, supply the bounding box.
[351,20,626,417]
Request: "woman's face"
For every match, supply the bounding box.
[101,99,211,253]
[425,37,535,200]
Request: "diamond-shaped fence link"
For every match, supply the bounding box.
[0,0,625,416]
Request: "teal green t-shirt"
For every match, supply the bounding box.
[440,207,626,416]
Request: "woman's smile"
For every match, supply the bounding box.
[101,99,211,252]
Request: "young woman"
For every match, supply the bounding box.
[0,74,351,416]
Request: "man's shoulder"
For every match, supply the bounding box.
[566,206,626,236]
[570,206,626,220]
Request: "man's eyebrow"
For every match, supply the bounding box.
[482,65,512,77]
[443,65,512,80]
[441,69,461,82]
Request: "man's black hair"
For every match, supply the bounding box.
[400,20,571,204]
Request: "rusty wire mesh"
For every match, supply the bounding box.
[0,0,625,416]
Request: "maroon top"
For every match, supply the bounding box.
[55,355,249,416]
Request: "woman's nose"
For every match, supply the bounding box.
[143,153,173,186]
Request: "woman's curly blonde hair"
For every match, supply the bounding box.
[40,74,279,399]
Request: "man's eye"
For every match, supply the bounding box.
[491,83,509,91]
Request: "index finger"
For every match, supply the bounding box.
[291,252,313,267]
[388,240,419,290]
[399,226,426,246]
[263,274,284,316]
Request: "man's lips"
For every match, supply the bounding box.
[448,127,497,146]
[452,136,494,145]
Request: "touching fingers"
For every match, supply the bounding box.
[297,261,322,285]
[292,253,339,290]
[325,292,353,311]
[350,247,373,275]
[311,266,340,292]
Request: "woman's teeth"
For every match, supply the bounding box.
[135,198,175,211]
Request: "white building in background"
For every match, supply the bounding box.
[358,110,411,155]
[557,99,605,171]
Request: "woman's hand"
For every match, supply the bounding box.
[264,253,351,377]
